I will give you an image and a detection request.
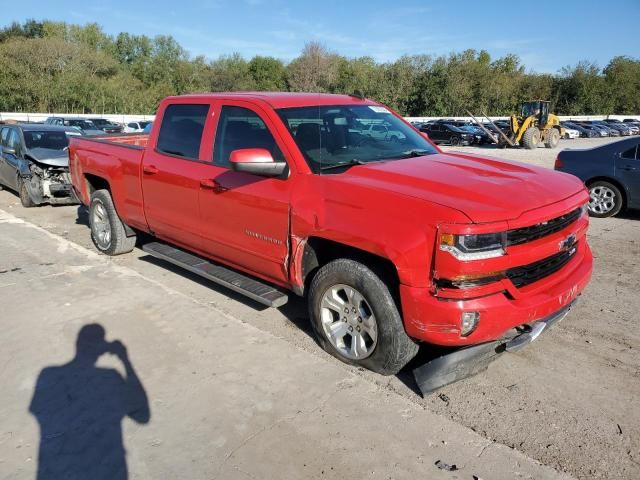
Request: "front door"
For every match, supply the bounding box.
[616,142,640,207]
[0,128,21,189]
[199,102,291,284]
[141,102,213,251]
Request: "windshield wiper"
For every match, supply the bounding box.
[319,159,370,172]
[397,149,433,159]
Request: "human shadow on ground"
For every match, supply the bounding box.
[29,324,150,480]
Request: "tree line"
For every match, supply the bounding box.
[1,19,638,116]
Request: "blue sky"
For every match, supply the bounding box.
[7,0,640,73]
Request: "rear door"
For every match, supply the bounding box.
[616,142,640,207]
[198,101,291,284]
[141,102,214,250]
[0,128,21,189]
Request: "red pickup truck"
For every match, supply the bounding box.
[69,93,593,393]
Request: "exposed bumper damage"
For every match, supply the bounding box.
[412,299,577,396]
[23,160,79,206]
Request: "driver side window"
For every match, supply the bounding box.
[213,106,284,168]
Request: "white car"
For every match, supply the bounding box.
[563,127,580,139]
[123,121,152,133]
[363,123,406,142]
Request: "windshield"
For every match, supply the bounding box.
[91,119,108,126]
[65,120,96,130]
[277,105,437,172]
[23,131,70,150]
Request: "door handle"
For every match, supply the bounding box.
[622,165,639,171]
[200,178,228,193]
[143,164,159,174]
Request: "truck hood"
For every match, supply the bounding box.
[26,148,69,168]
[333,153,585,223]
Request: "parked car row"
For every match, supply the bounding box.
[411,117,640,146]
[41,116,154,135]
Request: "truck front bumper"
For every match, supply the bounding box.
[400,241,593,346]
[412,299,577,395]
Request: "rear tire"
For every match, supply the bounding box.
[587,181,623,218]
[544,128,560,148]
[18,177,35,208]
[521,127,540,149]
[308,258,418,375]
[89,189,136,255]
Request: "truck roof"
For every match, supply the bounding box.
[165,92,379,109]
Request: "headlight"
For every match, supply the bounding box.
[440,232,506,260]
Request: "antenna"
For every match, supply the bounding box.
[349,90,365,100]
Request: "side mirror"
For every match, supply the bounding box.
[1,146,16,156]
[229,148,287,177]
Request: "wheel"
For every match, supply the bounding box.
[89,189,136,255]
[308,259,418,375]
[389,136,399,143]
[587,181,623,218]
[18,177,35,208]
[450,136,460,146]
[544,128,560,148]
[521,127,540,149]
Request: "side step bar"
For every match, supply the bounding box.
[142,242,288,308]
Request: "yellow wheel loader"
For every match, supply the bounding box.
[468,100,564,149]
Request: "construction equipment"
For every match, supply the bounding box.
[468,100,564,149]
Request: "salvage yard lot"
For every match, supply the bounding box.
[0,136,638,479]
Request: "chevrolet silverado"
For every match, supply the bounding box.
[69,93,593,393]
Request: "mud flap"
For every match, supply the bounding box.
[412,300,577,396]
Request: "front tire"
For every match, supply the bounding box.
[89,189,136,255]
[308,259,418,375]
[450,136,460,146]
[588,181,623,218]
[544,128,560,148]
[18,177,35,208]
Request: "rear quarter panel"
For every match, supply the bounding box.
[69,137,148,230]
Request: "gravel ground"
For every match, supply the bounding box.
[0,136,638,479]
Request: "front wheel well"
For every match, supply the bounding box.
[585,177,627,208]
[301,237,400,300]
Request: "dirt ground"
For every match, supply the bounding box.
[0,136,638,479]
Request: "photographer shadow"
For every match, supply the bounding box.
[29,324,150,480]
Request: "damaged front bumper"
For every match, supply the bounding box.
[23,167,79,206]
[413,300,577,396]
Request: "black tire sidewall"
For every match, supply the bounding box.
[18,177,35,208]
[308,259,417,375]
[588,181,623,218]
[89,194,114,253]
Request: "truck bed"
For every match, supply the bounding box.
[69,133,149,230]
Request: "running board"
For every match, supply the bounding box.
[142,242,288,308]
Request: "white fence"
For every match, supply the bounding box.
[0,112,156,124]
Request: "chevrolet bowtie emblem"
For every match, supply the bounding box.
[559,233,577,252]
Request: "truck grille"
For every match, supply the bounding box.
[506,243,577,288]
[507,207,582,246]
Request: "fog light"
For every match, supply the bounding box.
[461,312,480,336]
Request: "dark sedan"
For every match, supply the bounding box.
[555,137,640,217]
[0,124,81,207]
[420,123,474,146]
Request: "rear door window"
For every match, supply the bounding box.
[156,104,210,160]
[621,146,638,160]
[213,106,284,168]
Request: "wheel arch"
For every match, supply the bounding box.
[296,236,400,300]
